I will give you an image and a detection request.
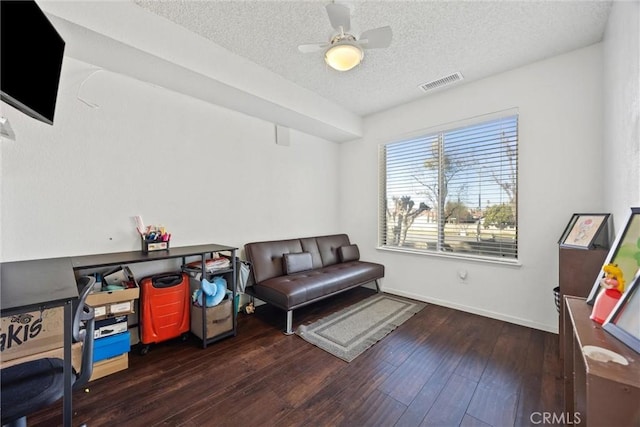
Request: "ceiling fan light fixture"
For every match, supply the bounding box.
[324,42,363,71]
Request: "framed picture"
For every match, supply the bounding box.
[603,270,640,353]
[587,207,640,304]
[558,213,610,249]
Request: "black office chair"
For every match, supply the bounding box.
[1,276,96,427]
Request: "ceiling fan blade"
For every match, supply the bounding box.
[359,26,392,49]
[326,3,351,32]
[298,42,329,53]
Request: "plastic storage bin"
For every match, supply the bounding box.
[93,331,130,363]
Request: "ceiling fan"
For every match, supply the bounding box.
[298,3,392,72]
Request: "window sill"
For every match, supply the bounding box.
[376,245,523,267]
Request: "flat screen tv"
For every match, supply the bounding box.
[1,0,65,125]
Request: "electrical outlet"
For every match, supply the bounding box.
[458,270,468,283]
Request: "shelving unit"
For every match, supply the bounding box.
[180,249,237,348]
[71,243,238,348]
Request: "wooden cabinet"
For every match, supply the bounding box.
[558,247,608,360]
[559,247,608,298]
[563,297,640,426]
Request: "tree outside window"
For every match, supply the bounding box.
[380,114,518,260]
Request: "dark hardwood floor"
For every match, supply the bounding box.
[30,288,563,427]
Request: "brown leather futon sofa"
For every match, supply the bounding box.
[244,234,385,334]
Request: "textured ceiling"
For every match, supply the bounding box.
[134,0,611,117]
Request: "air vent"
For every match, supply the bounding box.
[418,72,464,93]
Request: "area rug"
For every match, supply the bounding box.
[295,293,426,362]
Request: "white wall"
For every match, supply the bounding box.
[603,1,640,228]
[1,57,341,262]
[339,44,604,332]
[3,10,632,334]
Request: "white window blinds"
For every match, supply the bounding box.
[379,114,518,260]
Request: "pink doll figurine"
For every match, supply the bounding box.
[590,263,625,324]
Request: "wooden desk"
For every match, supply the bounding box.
[1,258,79,427]
[563,296,640,426]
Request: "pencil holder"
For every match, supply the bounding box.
[141,238,170,253]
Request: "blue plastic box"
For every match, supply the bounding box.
[93,331,130,363]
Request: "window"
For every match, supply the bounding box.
[379,113,518,261]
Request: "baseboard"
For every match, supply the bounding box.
[382,286,558,334]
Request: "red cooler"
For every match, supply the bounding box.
[139,272,190,354]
